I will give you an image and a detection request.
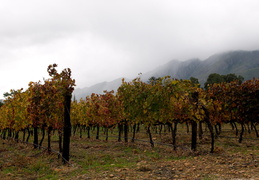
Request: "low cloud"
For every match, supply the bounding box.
[1,0,259,98]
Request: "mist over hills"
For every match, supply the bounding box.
[73,78,131,100]
[74,50,259,100]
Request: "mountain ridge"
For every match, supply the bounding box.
[73,77,131,100]
[74,50,259,100]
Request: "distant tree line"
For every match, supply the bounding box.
[149,73,244,89]
[204,73,244,89]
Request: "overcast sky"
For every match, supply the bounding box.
[1,0,259,99]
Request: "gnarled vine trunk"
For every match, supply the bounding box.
[62,94,72,164]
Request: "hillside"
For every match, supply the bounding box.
[73,78,130,100]
[74,50,259,100]
[141,50,259,86]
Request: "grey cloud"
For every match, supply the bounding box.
[1,0,259,98]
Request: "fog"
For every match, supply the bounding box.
[1,0,259,98]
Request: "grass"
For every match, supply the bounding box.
[0,124,258,179]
